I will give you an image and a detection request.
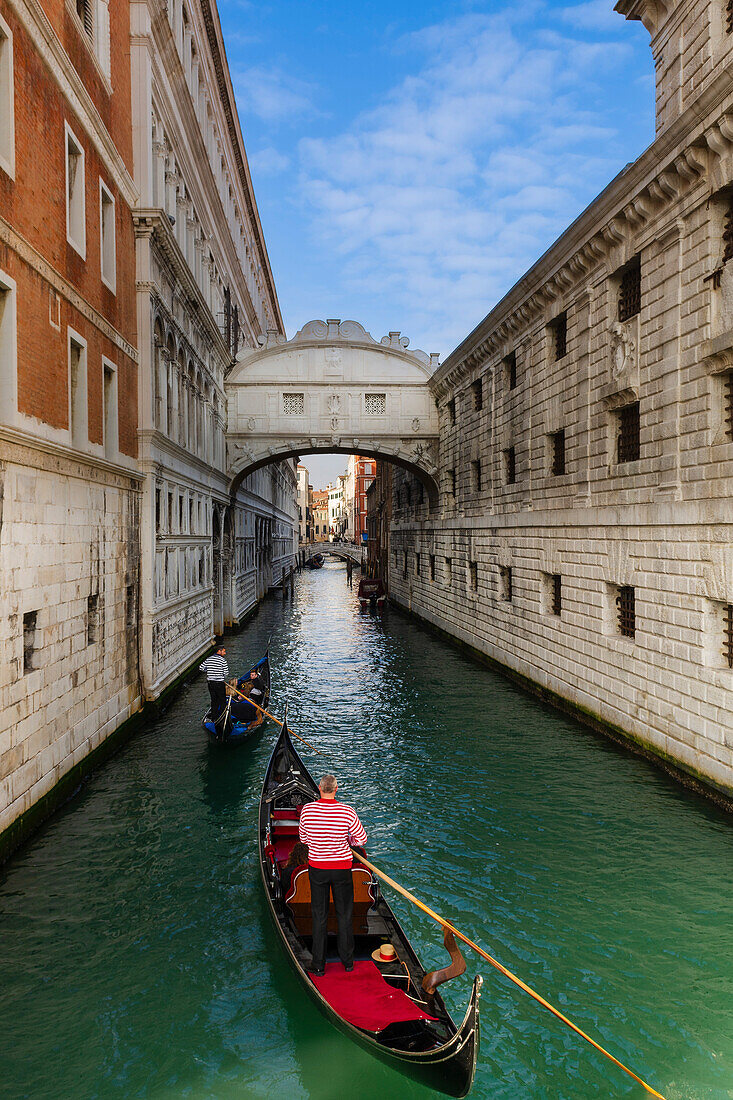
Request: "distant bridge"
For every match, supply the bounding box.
[301,543,364,566]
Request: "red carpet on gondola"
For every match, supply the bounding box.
[310,960,437,1032]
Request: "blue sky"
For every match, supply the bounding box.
[219,0,654,485]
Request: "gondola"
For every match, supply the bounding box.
[201,650,270,746]
[258,721,482,1097]
[307,552,324,569]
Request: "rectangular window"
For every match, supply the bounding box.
[283,392,304,414]
[551,573,562,616]
[550,429,566,475]
[469,561,478,591]
[471,459,482,492]
[727,0,733,33]
[618,256,641,322]
[447,398,456,425]
[0,268,17,417]
[430,554,436,581]
[550,313,567,360]
[617,401,640,463]
[155,489,161,533]
[179,494,184,531]
[23,610,38,674]
[415,552,420,577]
[503,447,516,485]
[68,329,88,449]
[447,468,456,497]
[500,566,513,602]
[724,371,733,442]
[65,123,86,258]
[0,13,15,179]
[168,491,173,533]
[125,583,135,630]
[445,557,452,585]
[87,593,99,645]
[100,181,116,292]
[616,585,635,638]
[504,350,517,390]
[724,603,733,668]
[472,378,483,411]
[76,0,94,40]
[403,551,408,578]
[102,359,117,459]
[365,392,386,415]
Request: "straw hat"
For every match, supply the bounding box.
[371,943,397,963]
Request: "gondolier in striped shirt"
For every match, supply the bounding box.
[298,774,367,976]
[199,645,229,720]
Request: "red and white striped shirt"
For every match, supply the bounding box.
[298,799,367,869]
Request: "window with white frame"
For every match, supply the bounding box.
[0,13,15,179]
[65,124,86,258]
[71,0,111,80]
[67,329,88,448]
[99,180,116,291]
[102,358,118,458]
[0,268,17,421]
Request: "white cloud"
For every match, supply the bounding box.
[290,6,650,356]
[232,65,316,124]
[248,146,290,175]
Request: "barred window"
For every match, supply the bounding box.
[727,0,733,34]
[551,574,562,616]
[505,350,517,390]
[725,371,733,442]
[430,554,436,581]
[550,430,566,476]
[472,459,482,492]
[283,392,304,415]
[503,446,516,485]
[618,257,641,322]
[87,593,99,645]
[500,566,513,601]
[617,402,640,463]
[550,313,567,360]
[447,398,456,425]
[403,552,408,578]
[472,378,483,410]
[76,0,93,40]
[23,610,38,674]
[724,603,733,668]
[724,198,733,264]
[616,585,635,638]
[445,557,452,585]
[415,552,421,576]
[447,468,456,496]
[365,392,386,415]
[469,561,478,591]
[405,484,411,507]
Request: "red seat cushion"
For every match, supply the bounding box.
[309,960,437,1032]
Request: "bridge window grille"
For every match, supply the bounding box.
[503,447,516,485]
[724,603,733,668]
[505,351,517,390]
[618,257,641,322]
[500,566,512,601]
[365,392,386,415]
[551,574,562,616]
[550,313,567,360]
[430,554,436,581]
[472,379,483,410]
[616,585,635,638]
[87,593,99,646]
[724,199,733,263]
[469,561,478,591]
[550,430,566,475]
[472,459,482,492]
[725,371,733,442]
[727,0,733,34]
[617,401,640,463]
[283,392,304,415]
[23,610,38,674]
[447,398,456,425]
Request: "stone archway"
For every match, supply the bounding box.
[225,319,440,502]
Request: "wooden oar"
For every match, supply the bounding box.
[227,683,329,759]
[352,850,667,1100]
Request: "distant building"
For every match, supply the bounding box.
[328,479,345,539]
[347,456,376,543]
[310,488,329,542]
[296,465,310,543]
[366,462,392,585]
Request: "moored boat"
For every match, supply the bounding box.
[258,721,481,1097]
[202,650,270,746]
[307,552,325,568]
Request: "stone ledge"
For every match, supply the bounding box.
[388,596,733,816]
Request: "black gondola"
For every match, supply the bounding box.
[202,650,270,745]
[307,552,325,569]
[258,721,482,1097]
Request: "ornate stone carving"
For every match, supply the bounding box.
[327,393,340,413]
[246,416,256,432]
[411,417,420,432]
[611,321,636,381]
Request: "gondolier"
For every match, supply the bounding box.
[298,774,367,976]
[199,645,229,720]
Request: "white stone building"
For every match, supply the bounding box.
[296,464,310,544]
[130,0,295,695]
[391,0,733,800]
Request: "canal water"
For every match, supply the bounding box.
[1,560,732,1100]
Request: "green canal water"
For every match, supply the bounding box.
[1,560,732,1100]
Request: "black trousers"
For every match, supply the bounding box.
[308,866,354,970]
[207,681,226,720]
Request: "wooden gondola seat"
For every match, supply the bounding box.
[286,866,375,936]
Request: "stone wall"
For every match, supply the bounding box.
[391,0,733,799]
[0,438,142,838]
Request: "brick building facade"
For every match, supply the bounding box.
[390,0,733,799]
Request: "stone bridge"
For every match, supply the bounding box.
[225,319,441,503]
[302,543,364,565]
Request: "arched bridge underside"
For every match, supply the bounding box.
[226,319,441,503]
